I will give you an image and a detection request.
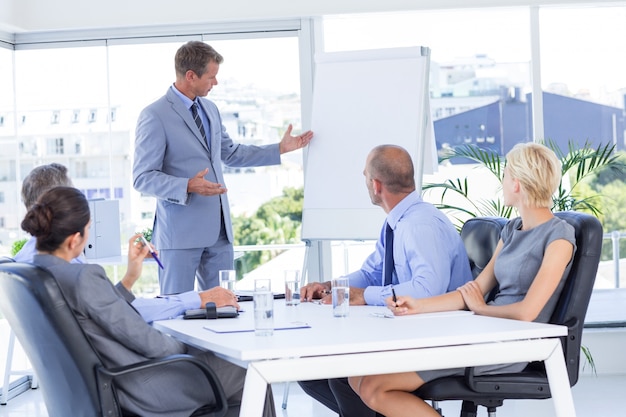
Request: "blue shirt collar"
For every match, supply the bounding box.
[170,84,195,110]
[386,190,422,230]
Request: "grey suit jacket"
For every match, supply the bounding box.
[133,87,281,250]
[33,254,218,417]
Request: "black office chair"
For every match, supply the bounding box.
[0,262,228,417]
[414,211,603,417]
[459,217,508,280]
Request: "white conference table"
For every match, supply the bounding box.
[153,301,575,417]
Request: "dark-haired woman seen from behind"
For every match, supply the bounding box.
[22,186,276,417]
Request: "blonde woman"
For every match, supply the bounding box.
[348,142,576,417]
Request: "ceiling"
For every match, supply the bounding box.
[0,0,609,37]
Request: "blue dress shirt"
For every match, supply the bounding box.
[15,236,201,323]
[345,191,472,306]
[115,283,201,324]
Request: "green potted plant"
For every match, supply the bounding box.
[423,140,625,229]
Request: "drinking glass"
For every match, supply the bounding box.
[284,270,301,306]
[332,277,350,317]
[254,278,274,336]
[219,269,236,291]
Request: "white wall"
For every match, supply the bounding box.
[581,328,626,376]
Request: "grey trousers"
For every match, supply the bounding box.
[158,224,234,293]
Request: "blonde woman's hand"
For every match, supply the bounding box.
[386,295,420,316]
[456,281,487,314]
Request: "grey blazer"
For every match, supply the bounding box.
[132,87,281,250]
[33,254,218,417]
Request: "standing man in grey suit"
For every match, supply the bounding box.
[133,41,313,294]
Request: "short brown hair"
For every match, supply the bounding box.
[175,41,223,78]
[21,186,90,253]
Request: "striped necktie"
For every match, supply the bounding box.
[191,102,208,146]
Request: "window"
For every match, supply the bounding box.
[0,47,16,249]
[74,160,87,178]
[321,7,626,285]
[540,5,626,108]
[2,5,622,285]
[47,137,64,155]
[323,8,530,160]
[326,11,523,275]
[88,109,97,123]
[1,34,303,258]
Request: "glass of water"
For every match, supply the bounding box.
[332,277,350,317]
[254,278,274,336]
[284,270,301,306]
[219,269,236,291]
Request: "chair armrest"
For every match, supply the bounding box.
[96,354,228,417]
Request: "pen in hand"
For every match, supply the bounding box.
[140,235,164,269]
[391,287,397,304]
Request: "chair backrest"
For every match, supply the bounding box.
[0,262,109,417]
[550,211,602,386]
[460,217,508,279]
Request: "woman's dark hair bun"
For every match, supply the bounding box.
[20,186,90,253]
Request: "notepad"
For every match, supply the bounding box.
[183,305,239,320]
[203,320,310,334]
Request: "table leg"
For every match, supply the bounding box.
[241,363,269,417]
[544,340,577,417]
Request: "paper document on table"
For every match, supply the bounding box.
[369,309,473,319]
[204,319,310,334]
[394,310,474,319]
